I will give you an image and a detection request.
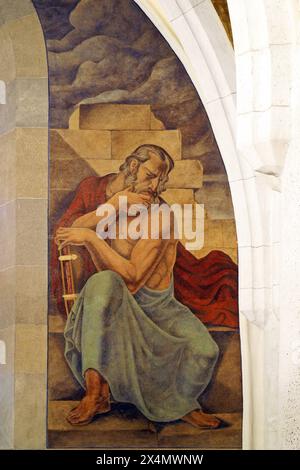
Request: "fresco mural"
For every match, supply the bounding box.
[32,0,241,449]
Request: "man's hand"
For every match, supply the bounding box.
[55,227,93,250]
[71,187,152,230]
[114,187,152,207]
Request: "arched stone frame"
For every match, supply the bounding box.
[135,0,258,449]
[0,0,48,449]
[0,0,299,450]
[227,0,297,450]
[135,0,297,450]
[276,0,300,450]
[0,0,258,449]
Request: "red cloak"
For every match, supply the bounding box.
[50,175,239,328]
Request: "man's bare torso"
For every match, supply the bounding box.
[110,212,178,291]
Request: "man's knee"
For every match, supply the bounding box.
[191,336,219,364]
[85,270,124,297]
[205,339,219,363]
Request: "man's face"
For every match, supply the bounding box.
[132,152,168,201]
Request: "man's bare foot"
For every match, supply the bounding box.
[182,410,221,430]
[67,395,111,426]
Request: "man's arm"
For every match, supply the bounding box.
[56,224,171,293]
[85,210,176,292]
[71,190,151,229]
[71,194,119,229]
[85,232,170,293]
[84,239,107,272]
[57,176,100,228]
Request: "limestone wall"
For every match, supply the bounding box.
[0,0,48,449]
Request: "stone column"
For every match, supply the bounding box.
[0,0,48,449]
[278,3,300,447]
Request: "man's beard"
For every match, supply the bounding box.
[124,174,161,204]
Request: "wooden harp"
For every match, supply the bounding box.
[58,244,78,316]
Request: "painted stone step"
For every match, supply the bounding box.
[69,103,165,132]
[77,104,153,131]
[48,318,242,413]
[48,400,242,449]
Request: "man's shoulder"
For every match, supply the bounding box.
[78,175,104,191]
[76,174,115,198]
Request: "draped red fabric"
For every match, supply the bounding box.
[50,175,239,328]
[173,244,238,328]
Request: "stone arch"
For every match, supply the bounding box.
[0,0,297,450]
[135,0,297,450]
[0,0,48,449]
[228,0,298,450]
[136,0,256,450]
[277,0,300,450]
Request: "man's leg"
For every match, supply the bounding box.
[67,369,111,425]
[181,335,221,429]
[65,270,124,426]
[160,306,222,430]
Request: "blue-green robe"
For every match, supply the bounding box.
[64,270,219,422]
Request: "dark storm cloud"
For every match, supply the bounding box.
[48,35,158,87]
[32,0,223,173]
[46,0,162,52]
[33,0,80,40]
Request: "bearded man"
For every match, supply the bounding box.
[55,144,221,429]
